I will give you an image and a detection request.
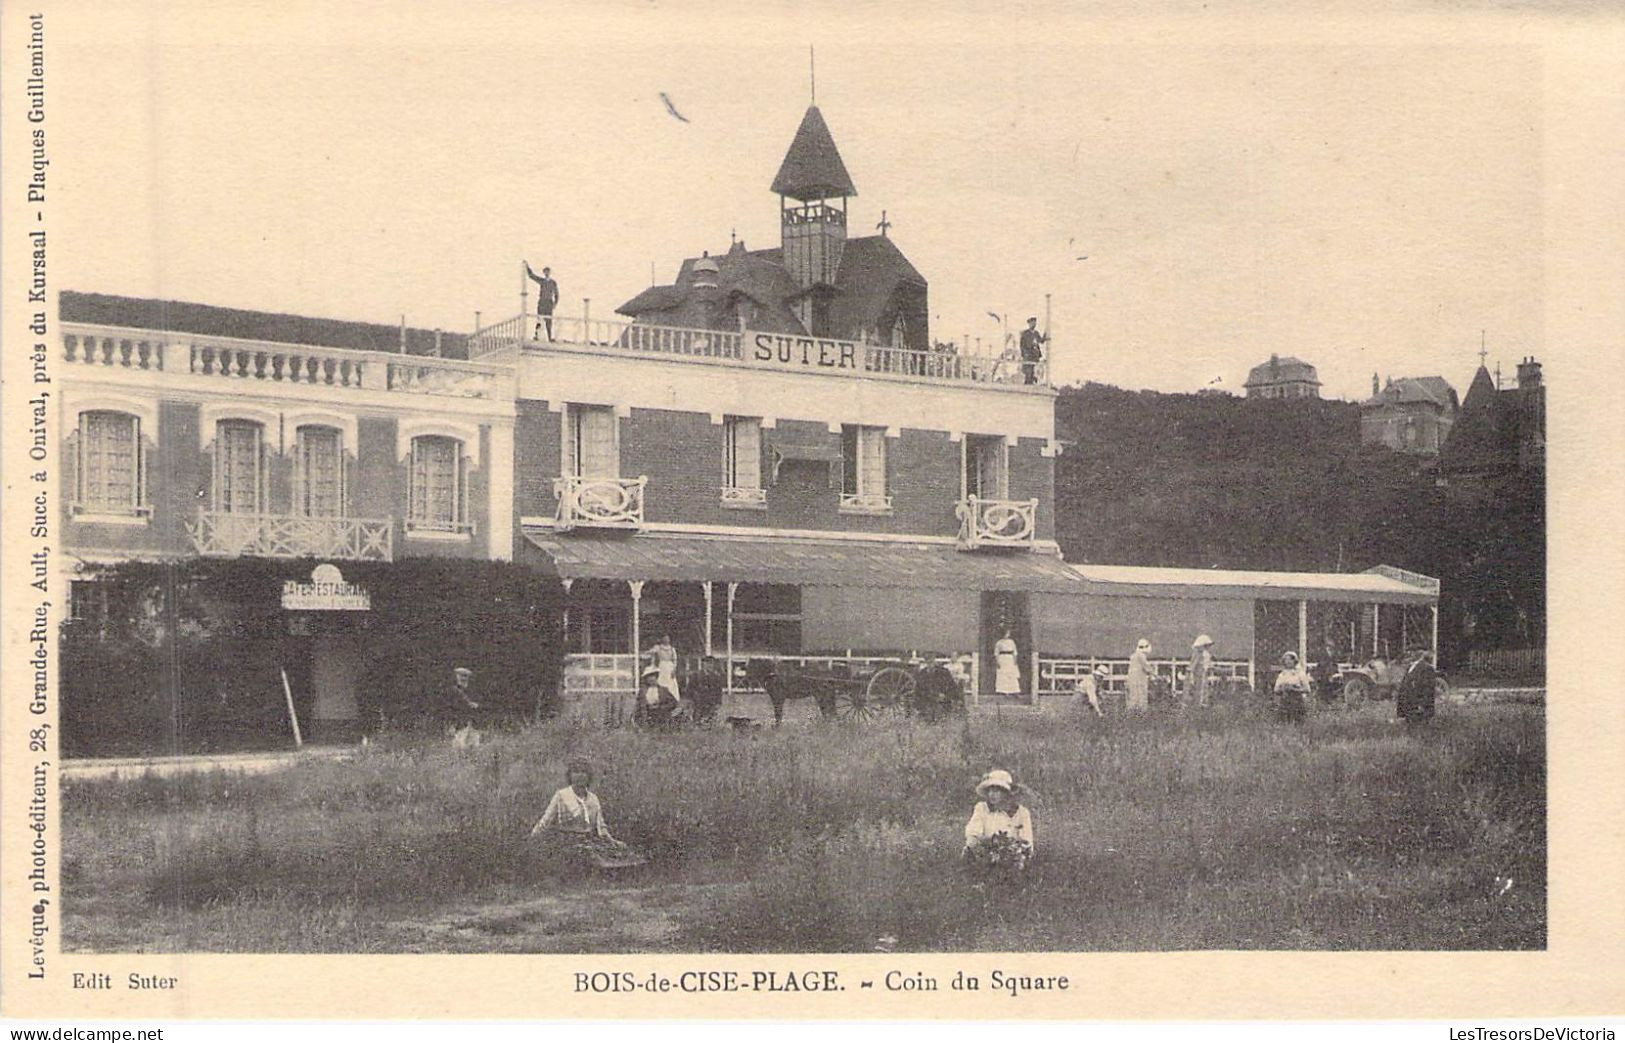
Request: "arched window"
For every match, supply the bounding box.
[294,425,345,518]
[214,419,266,514]
[409,434,467,532]
[77,410,145,516]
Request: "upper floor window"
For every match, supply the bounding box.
[75,410,146,517]
[565,404,618,478]
[214,419,266,515]
[294,425,345,518]
[840,424,890,512]
[722,416,764,507]
[964,434,1009,501]
[408,434,468,533]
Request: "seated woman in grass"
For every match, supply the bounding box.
[963,769,1035,878]
[529,759,647,870]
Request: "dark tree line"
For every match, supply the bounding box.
[1053,383,1544,667]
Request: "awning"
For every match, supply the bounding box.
[521,528,1084,592]
[1069,563,1437,605]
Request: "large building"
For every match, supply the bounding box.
[491,105,1069,704]
[1243,354,1321,400]
[55,103,1444,747]
[55,291,518,742]
[1360,375,1459,455]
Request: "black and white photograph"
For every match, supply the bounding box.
[3,0,1621,1025]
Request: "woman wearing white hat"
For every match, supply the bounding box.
[1273,650,1311,724]
[1073,664,1110,717]
[1187,634,1215,709]
[963,769,1034,875]
[1126,639,1152,713]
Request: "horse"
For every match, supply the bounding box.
[741,658,839,725]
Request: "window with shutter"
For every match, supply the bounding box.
[214,420,263,514]
[568,405,618,478]
[722,416,765,506]
[78,411,143,515]
[295,426,344,518]
[409,435,465,531]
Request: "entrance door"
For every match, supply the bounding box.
[979,590,1033,703]
[311,633,363,743]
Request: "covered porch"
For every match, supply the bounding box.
[520,529,1084,716]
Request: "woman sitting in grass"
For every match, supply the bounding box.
[529,759,647,870]
[963,769,1034,878]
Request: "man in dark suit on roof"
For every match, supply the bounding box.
[1019,317,1047,384]
[525,261,559,341]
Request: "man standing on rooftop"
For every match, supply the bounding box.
[1019,317,1047,384]
[525,260,559,341]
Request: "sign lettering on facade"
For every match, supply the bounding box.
[282,563,371,611]
[749,331,860,372]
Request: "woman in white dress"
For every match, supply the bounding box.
[651,634,681,703]
[1126,638,1152,712]
[993,629,1022,696]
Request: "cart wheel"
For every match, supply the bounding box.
[1433,676,1451,702]
[865,667,916,709]
[1343,676,1373,706]
[833,686,879,721]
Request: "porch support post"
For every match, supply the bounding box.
[629,580,645,702]
[703,581,714,657]
[560,578,575,652]
[1373,603,1381,657]
[1430,604,1439,662]
[726,582,739,696]
[1297,599,1309,671]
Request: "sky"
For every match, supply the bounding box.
[48,2,1551,401]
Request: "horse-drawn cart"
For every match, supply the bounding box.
[734,654,970,724]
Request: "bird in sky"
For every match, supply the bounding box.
[986,311,1003,324]
[658,92,690,123]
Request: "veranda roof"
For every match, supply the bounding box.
[1069,563,1438,605]
[521,529,1082,592]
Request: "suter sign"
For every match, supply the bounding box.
[749,331,861,371]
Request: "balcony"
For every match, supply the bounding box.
[468,313,1051,390]
[188,511,394,561]
[553,475,647,531]
[62,324,504,400]
[956,496,1038,550]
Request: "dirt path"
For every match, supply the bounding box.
[374,880,747,953]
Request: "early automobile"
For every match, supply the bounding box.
[1334,655,1450,704]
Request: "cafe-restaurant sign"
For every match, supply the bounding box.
[282,563,371,611]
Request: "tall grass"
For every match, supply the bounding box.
[63,704,1544,952]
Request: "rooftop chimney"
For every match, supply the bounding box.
[1516,356,1542,389]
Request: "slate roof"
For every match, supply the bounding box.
[618,235,926,343]
[1441,365,1543,475]
[1244,355,1321,388]
[770,106,857,201]
[1363,376,1459,411]
[522,530,1082,592]
[59,290,468,359]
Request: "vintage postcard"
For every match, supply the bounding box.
[2,0,1621,1024]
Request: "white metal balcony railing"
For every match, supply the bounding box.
[720,485,767,508]
[956,496,1039,549]
[553,475,647,530]
[468,313,1050,388]
[62,324,502,400]
[187,511,394,561]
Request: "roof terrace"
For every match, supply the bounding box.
[469,313,1054,392]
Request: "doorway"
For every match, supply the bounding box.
[979,590,1032,703]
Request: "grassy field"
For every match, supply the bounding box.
[62,701,1545,953]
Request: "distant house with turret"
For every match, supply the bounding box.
[1243,354,1321,400]
[1360,375,1459,455]
[1441,357,1545,482]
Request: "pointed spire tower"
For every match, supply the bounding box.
[773,106,856,310]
